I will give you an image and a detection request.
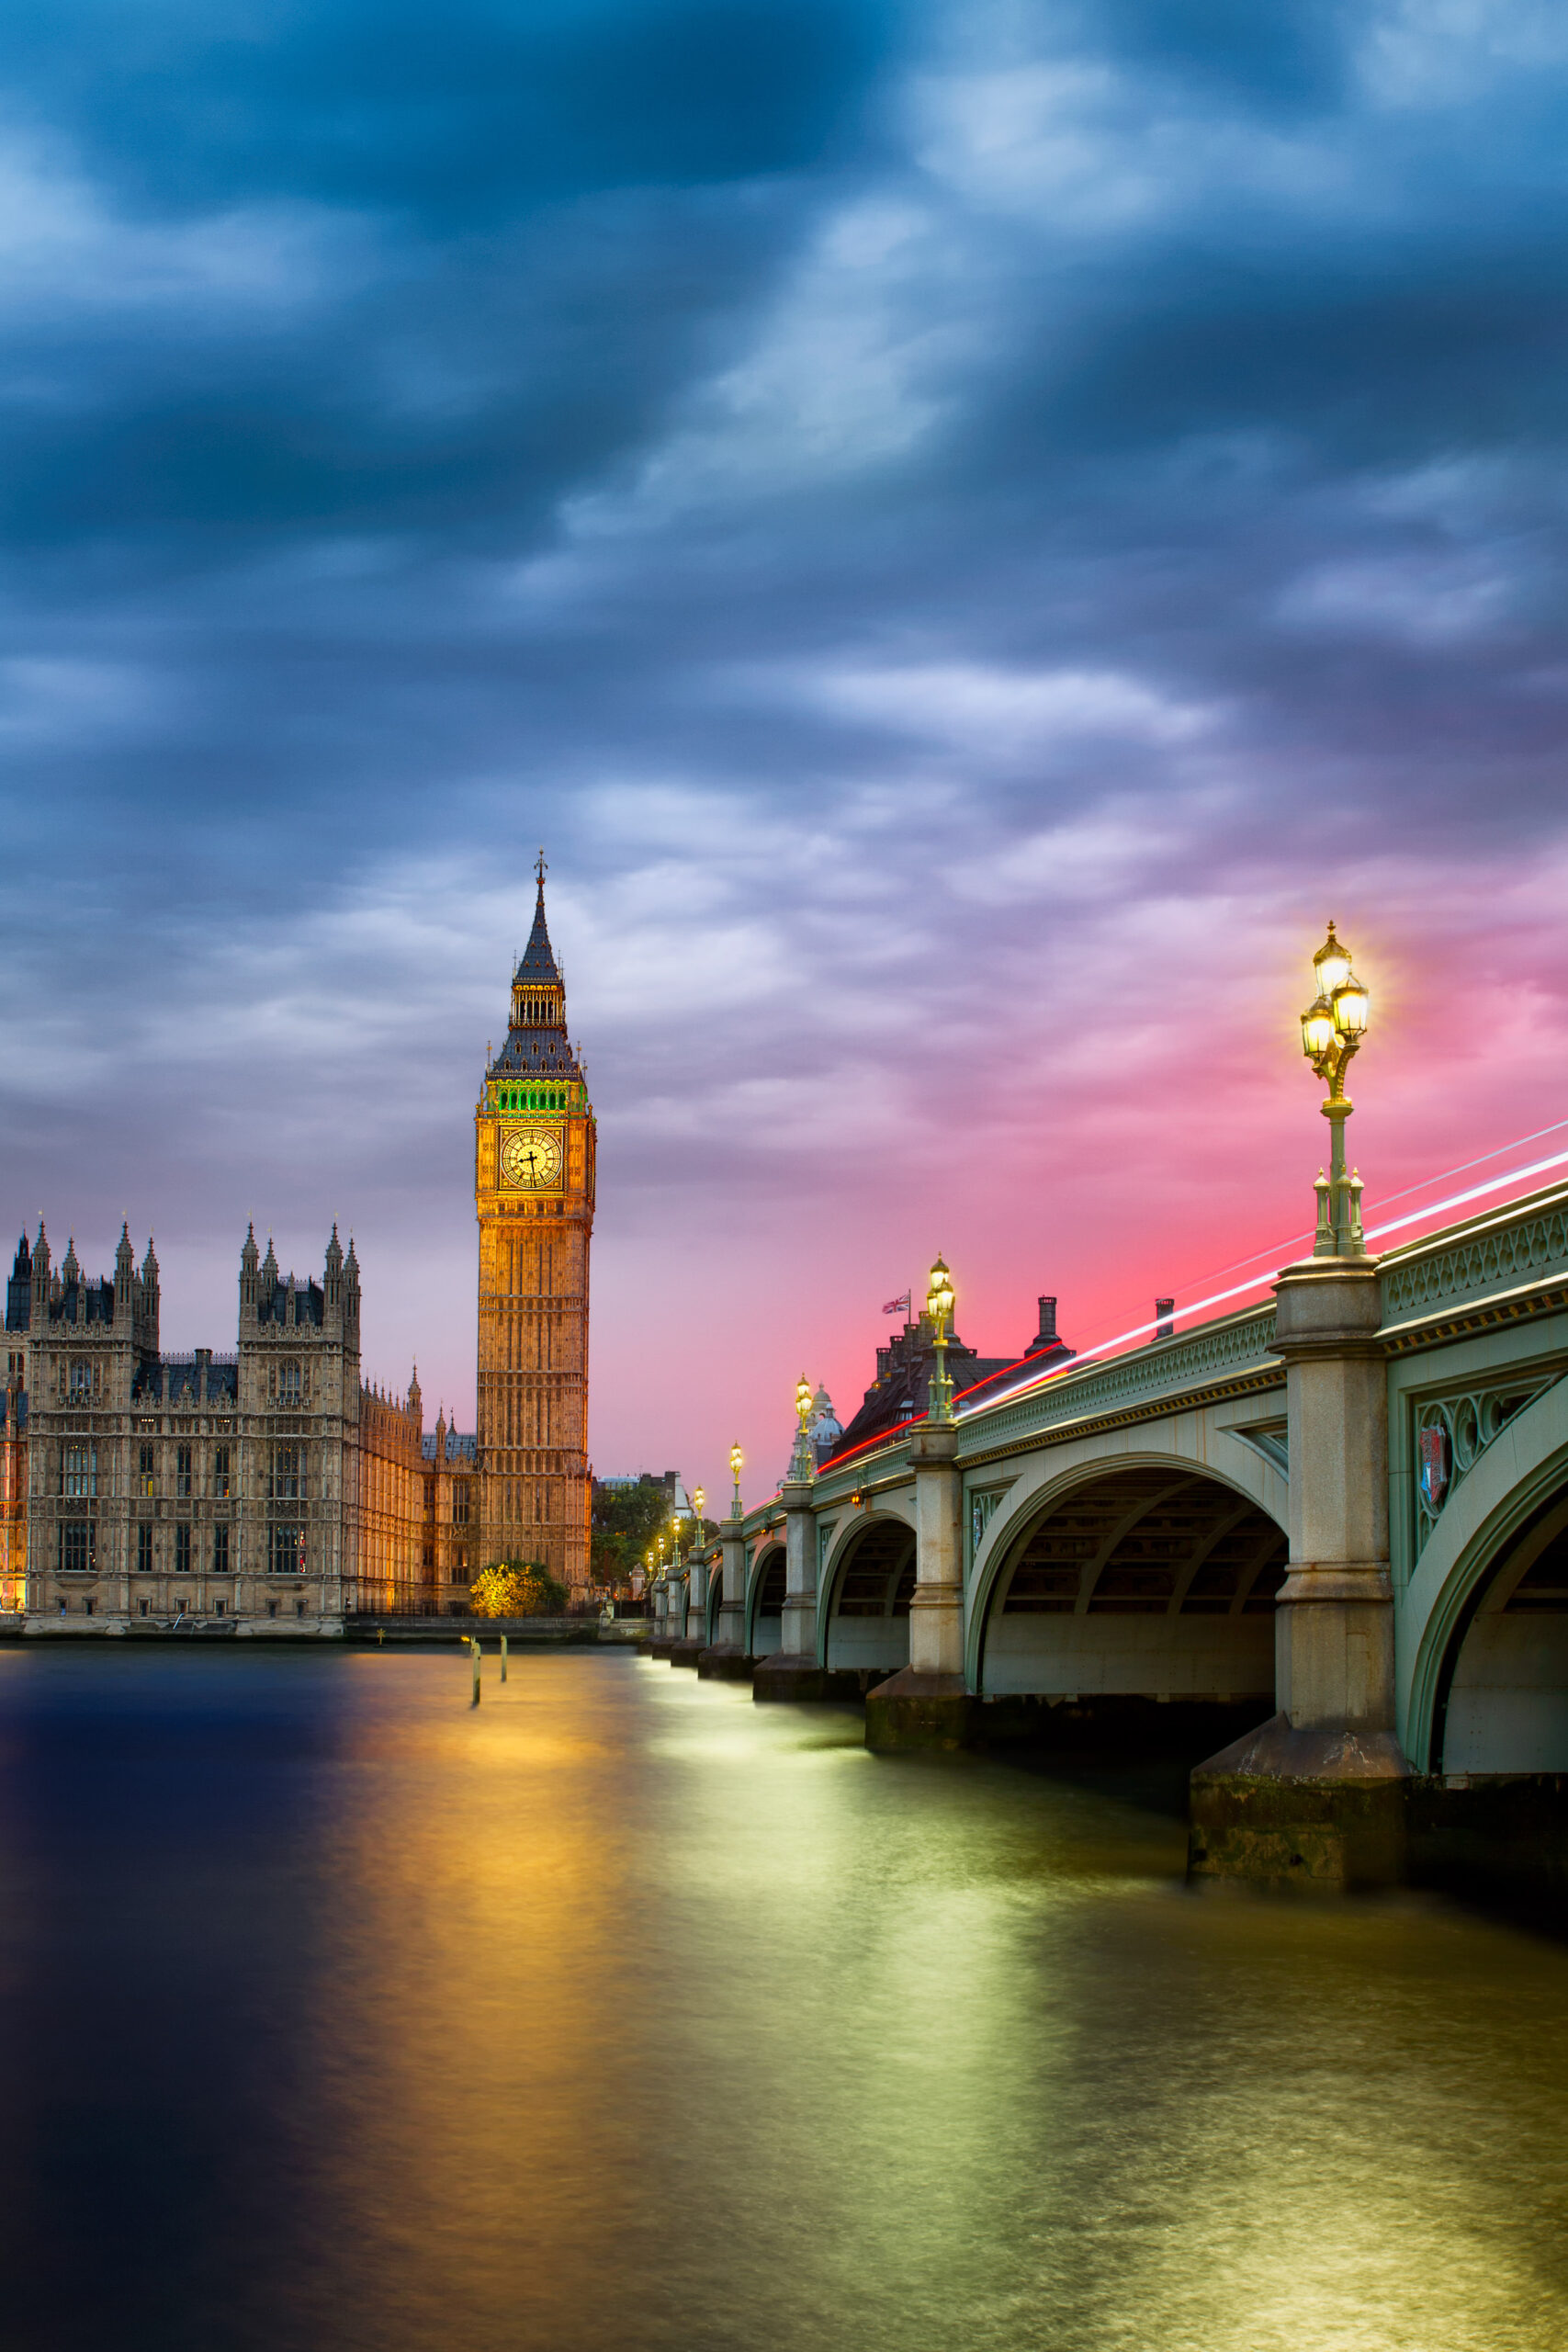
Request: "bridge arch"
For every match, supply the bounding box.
[968,1454,1287,1703]
[816,1511,915,1672]
[745,1542,786,1659]
[1402,1376,1568,1770]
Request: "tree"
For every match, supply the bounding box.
[591,1477,686,1585]
[470,1561,570,1618]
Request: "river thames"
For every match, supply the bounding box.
[0,1646,1564,2350]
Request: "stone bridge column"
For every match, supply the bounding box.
[671,1553,706,1668]
[1190,1257,1410,1886]
[649,1576,676,1660]
[754,1480,841,1701]
[865,1424,976,1750]
[698,1520,751,1679]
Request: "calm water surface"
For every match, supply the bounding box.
[0,1647,1565,2351]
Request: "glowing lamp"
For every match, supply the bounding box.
[1300,920,1372,1260]
[693,1486,705,1519]
[1301,996,1337,1061]
[927,1253,954,1329]
[1313,922,1353,999]
[795,1375,813,1429]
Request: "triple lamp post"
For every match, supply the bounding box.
[1299,922,1371,1257]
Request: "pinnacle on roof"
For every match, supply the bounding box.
[515,851,561,986]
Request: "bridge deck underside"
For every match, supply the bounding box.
[1444,1488,1568,1772]
[750,1548,784,1658]
[982,1467,1285,1701]
[825,1522,915,1671]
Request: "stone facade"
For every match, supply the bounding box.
[2,863,584,1625]
[4,1222,477,1632]
[473,865,596,1591]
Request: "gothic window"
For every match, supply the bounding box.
[213,1446,230,1498]
[269,1443,300,1500]
[279,1362,301,1401]
[139,1442,155,1495]
[268,1524,304,1575]
[136,1523,153,1573]
[176,1443,192,1498]
[60,1521,95,1573]
[450,1562,469,1585]
[68,1360,91,1398]
[62,1443,96,1498]
[175,1523,191,1575]
[453,1487,470,1526]
[212,1524,229,1575]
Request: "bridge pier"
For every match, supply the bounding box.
[671,1553,705,1668]
[754,1479,852,1700]
[866,1425,976,1749]
[698,1517,751,1679]
[649,1576,678,1660]
[1190,1258,1412,1887]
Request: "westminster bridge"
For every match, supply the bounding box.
[650,1176,1568,1894]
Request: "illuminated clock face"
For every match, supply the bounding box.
[501,1127,563,1190]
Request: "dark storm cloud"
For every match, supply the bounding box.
[4,0,1568,1458]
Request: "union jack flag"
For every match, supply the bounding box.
[882,1290,912,1317]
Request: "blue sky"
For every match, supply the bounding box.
[5,0,1568,1488]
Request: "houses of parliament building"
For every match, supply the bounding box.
[0,866,595,1630]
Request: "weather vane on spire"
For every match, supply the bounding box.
[536,847,547,888]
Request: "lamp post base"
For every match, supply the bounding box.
[864,1668,977,1753]
[1188,1713,1412,1888]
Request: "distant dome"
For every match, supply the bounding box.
[808,1385,842,1446]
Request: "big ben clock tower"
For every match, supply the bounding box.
[475,855,596,1591]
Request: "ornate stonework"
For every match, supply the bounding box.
[473,862,596,1591]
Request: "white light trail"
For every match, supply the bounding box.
[960,1143,1568,1421]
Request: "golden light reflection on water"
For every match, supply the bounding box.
[293,1655,1568,2352]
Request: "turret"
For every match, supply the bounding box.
[6,1232,31,1335]
[115,1223,135,1317]
[140,1237,160,1352]
[239,1222,260,1326]
[343,1236,360,1342]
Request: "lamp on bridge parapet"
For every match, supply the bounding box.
[728,1443,743,1518]
[1300,922,1372,1258]
[693,1485,705,1536]
[927,1254,956,1423]
[789,1377,816,1483]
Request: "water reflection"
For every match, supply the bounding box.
[0,1648,1563,2350]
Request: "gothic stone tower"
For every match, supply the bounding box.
[475,860,596,1591]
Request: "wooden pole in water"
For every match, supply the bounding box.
[470,1637,480,1706]
[501,1633,508,1682]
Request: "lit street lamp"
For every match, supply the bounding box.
[1300,922,1371,1257]
[729,1443,743,1518]
[927,1254,955,1423]
[693,1485,705,1533]
[789,1375,815,1483]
